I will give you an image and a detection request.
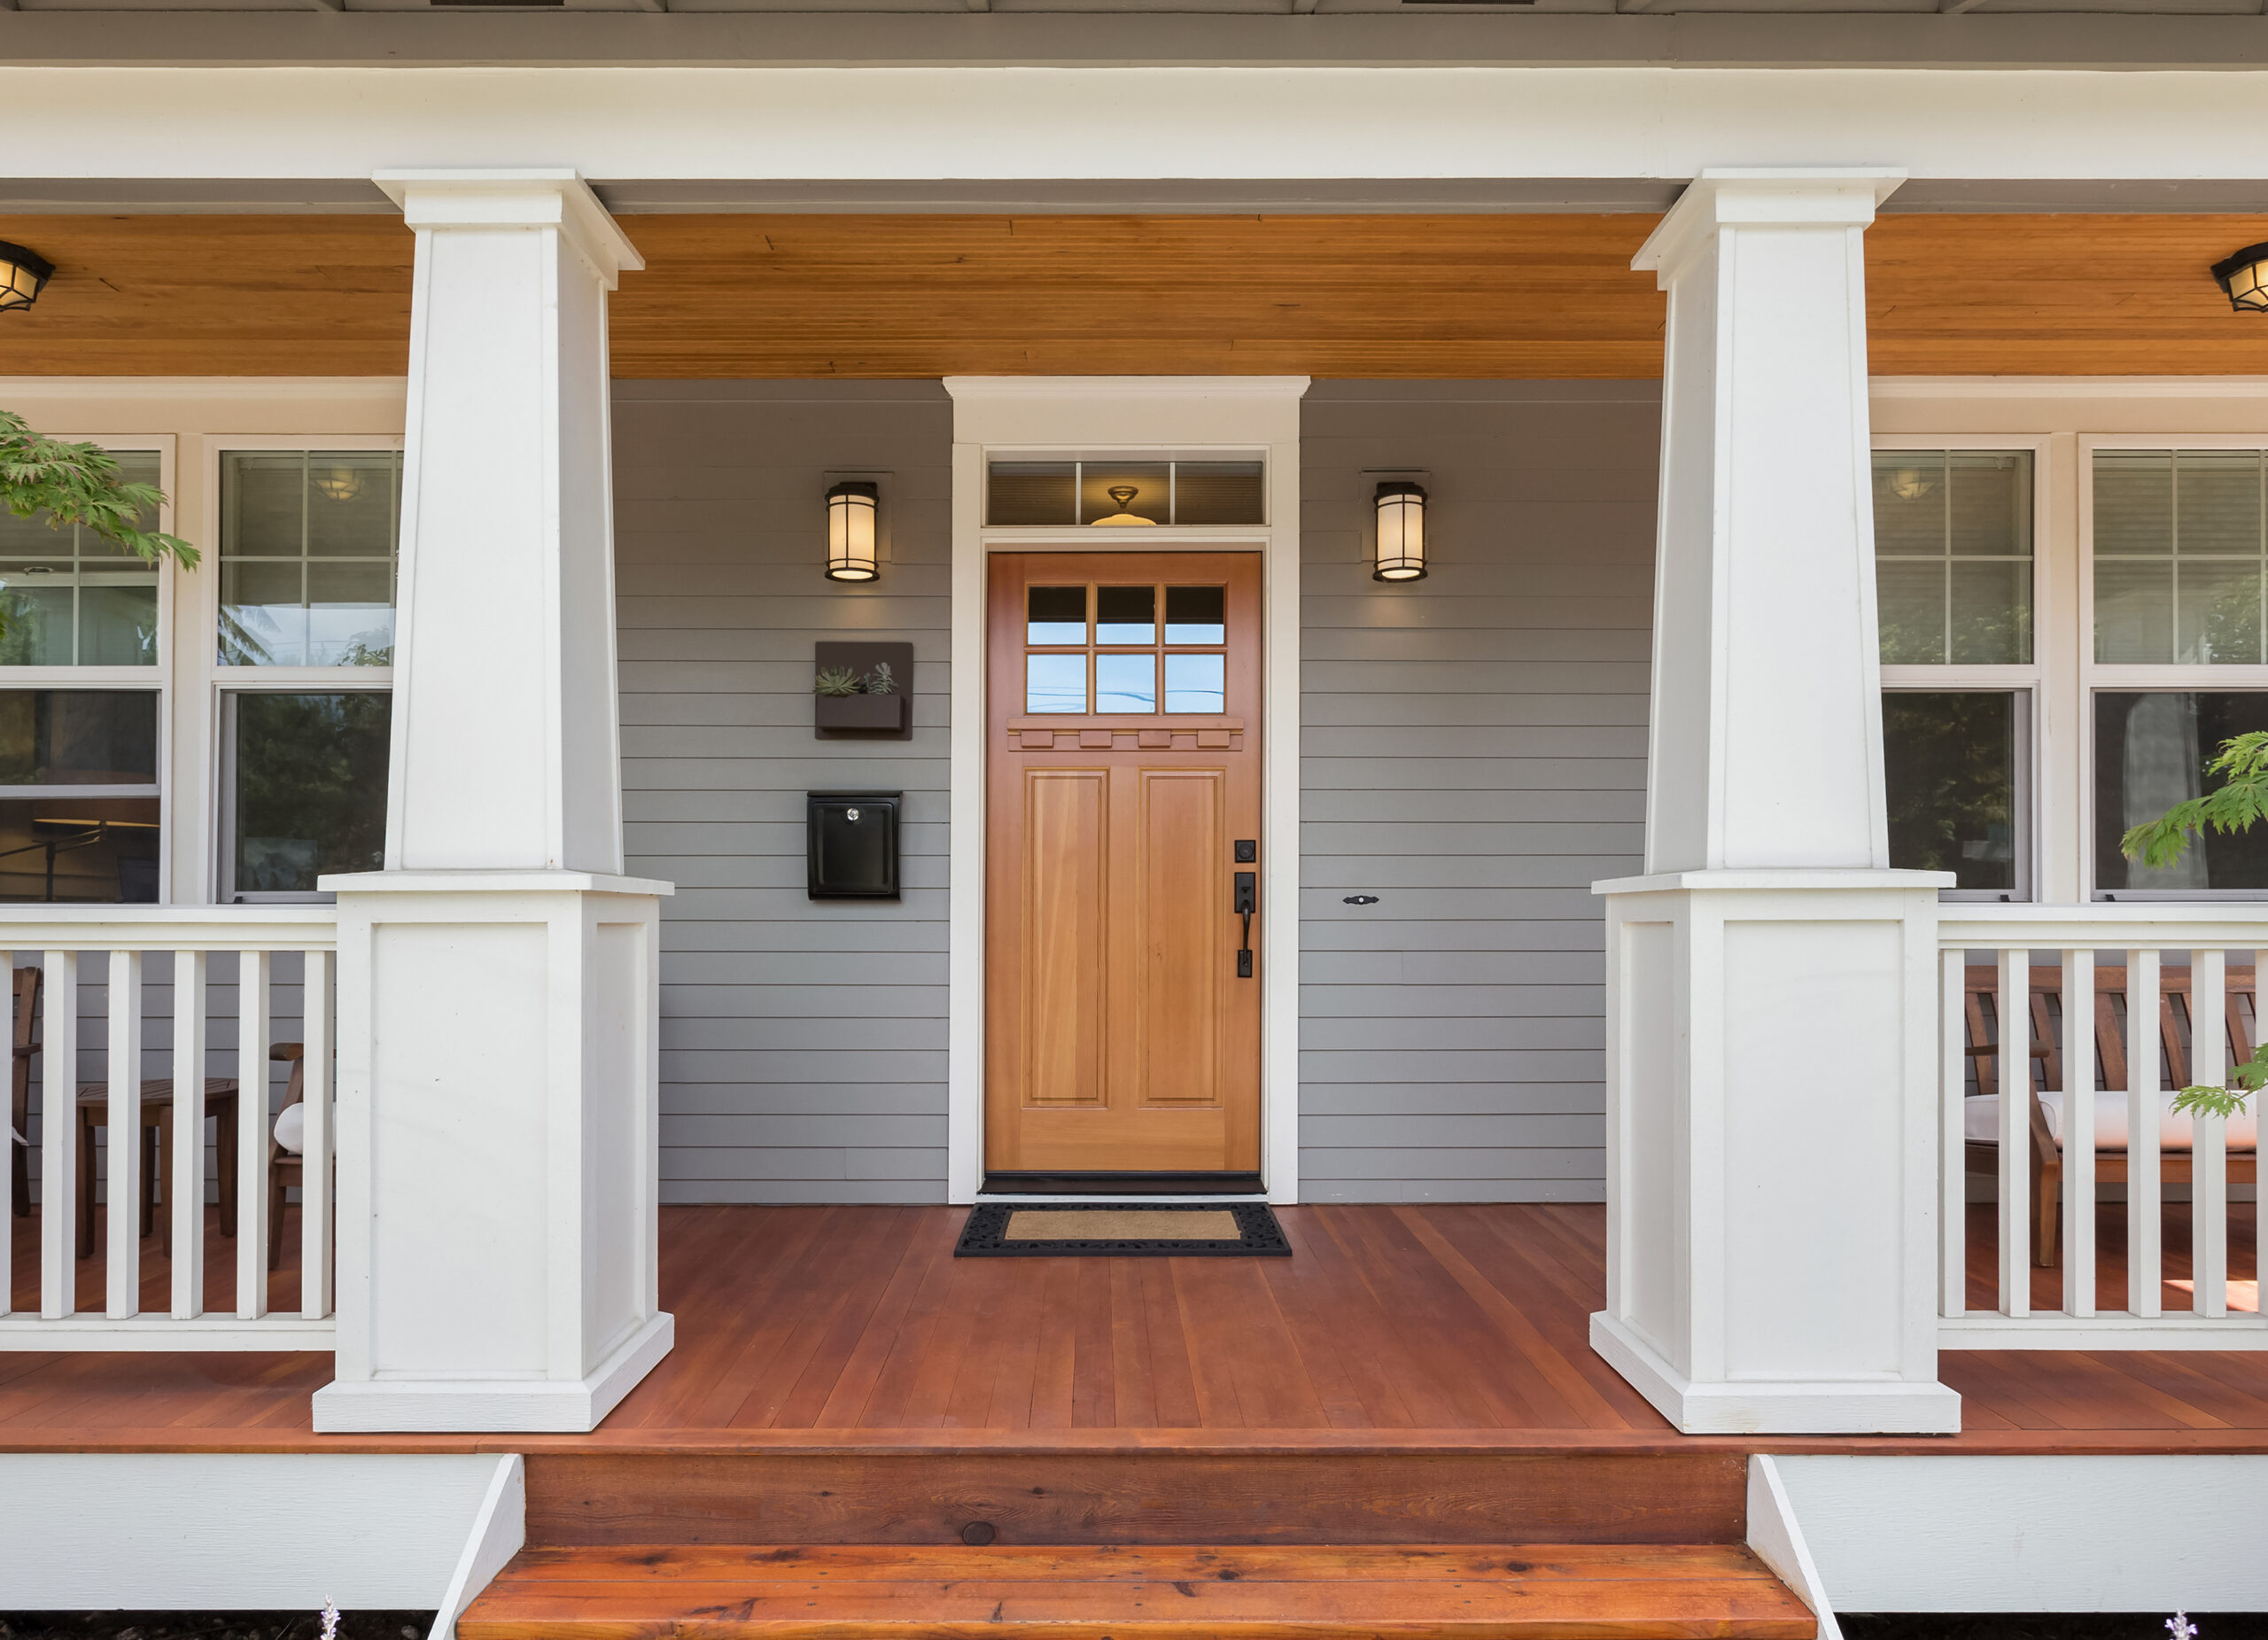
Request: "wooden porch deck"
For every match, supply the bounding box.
[1,1201,2264,1455]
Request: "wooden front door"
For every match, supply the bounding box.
[985,552,1263,1176]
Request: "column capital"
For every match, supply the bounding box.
[374,167,644,289]
[1635,167,1907,287]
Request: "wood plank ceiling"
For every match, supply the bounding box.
[3,211,2267,378]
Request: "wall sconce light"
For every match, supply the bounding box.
[0,243,55,314]
[826,480,880,582]
[2212,243,2268,313]
[1373,481,1428,582]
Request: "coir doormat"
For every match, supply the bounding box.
[955,1201,1291,1257]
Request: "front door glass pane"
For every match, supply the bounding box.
[1165,586,1226,644]
[1025,654,1086,714]
[232,691,391,896]
[2094,690,2268,894]
[1027,586,1086,645]
[1882,692,2019,894]
[1163,654,1226,714]
[1095,585,1155,645]
[1094,654,1156,713]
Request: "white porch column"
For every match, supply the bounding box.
[1588,168,1961,1435]
[313,170,674,1434]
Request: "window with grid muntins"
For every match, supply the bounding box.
[1873,450,2034,665]
[219,450,400,667]
[2094,449,2268,665]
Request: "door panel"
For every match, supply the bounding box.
[1022,769,1108,1108]
[985,551,1262,1175]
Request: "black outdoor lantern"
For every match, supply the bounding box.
[2211,243,2268,313]
[1373,481,1428,582]
[0,243,55,314]
[826,480,881,582]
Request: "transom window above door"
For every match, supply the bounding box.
[988,459,1265,527]
[1023,583,1229,715]
[219,450,400,667]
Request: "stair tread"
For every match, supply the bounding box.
[460,1543,1818,1639]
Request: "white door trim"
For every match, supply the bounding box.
[943,377,1309,1204]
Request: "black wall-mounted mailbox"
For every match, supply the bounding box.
[808,791,902,900]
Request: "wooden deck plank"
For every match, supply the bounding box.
[5,1202,2268,1455]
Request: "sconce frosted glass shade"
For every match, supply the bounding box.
[0,242,55,314]
[2212,243,2268,313]
[1373,482,1427,582]
[827,481,880,582]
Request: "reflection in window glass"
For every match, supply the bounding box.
[1027,586,1086,645]
[230,692,390,898]
[221,451,400,667]
[1025,654,1086,714]
[0,798,160,904]
[1873,451,2033,664]
[1171,463,1264,526]
[1882,692,2020,895]
[2095,691,2268,895]
[990,463,1076,527]
[1096,586,1155,645]
[984,460,1267,526]
[0,451,161,667]
[1095,654,1156,713]
[0,690,158,786]
[2094,450,2268,665]
[1165,586,1225,644]
[1164,654,1226,714]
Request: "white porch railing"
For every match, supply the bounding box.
[0,908,337,1349]
[1939,905,2268,1350]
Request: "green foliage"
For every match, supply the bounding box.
[2172,1035,2268,1122]
[0,410,200,569]
[2120,731,2268,870]
[813,665,862,697]
[865,661,896,696]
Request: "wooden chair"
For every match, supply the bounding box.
[1963,964,2261,1266]
[267,1042,305,1272]
[9,965,35,1220]
[76,1076,242,1259]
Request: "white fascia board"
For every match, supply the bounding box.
[7,68,2268,186]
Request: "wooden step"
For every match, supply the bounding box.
[458,1543,1818,1639]
[524,1449,1749,1546]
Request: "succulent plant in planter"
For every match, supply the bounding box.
[865,661,897,696]
[813,665,864,697]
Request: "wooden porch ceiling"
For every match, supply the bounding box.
[3,211,2267,378]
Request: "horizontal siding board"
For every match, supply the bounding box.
[621,383,951,1203]
[1298,385,1652,1201]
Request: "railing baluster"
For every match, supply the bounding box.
[2062,947,2096,1317]
[2191,948,2228,1318]
[39,951,77,1319]
[1997,946,2029,1317]
[299,950,334,1319]
[171,951,207,1321]
[0,957,10,1318]
[105,950,143,1320]
[2128,947,2163,1319]
[1940,948,1967,1319]
[237,950,271,1321]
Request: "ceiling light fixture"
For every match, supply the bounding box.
[2211,242,2268,313]
[0,243,55,314]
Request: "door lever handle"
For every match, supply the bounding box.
[1233,871,1256,978]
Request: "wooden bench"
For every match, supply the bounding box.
[1963,963,2260,1266]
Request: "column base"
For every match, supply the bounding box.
[1590,1311,1961,1436]
[314,1311,674,1434]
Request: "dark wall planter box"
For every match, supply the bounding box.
[815,693,907,733]
[813,641,915,741]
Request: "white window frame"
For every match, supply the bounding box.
[0,433,180,905]
[2080,433,2268,901]
[202,435,401,905]
[1875,432,2051,904]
